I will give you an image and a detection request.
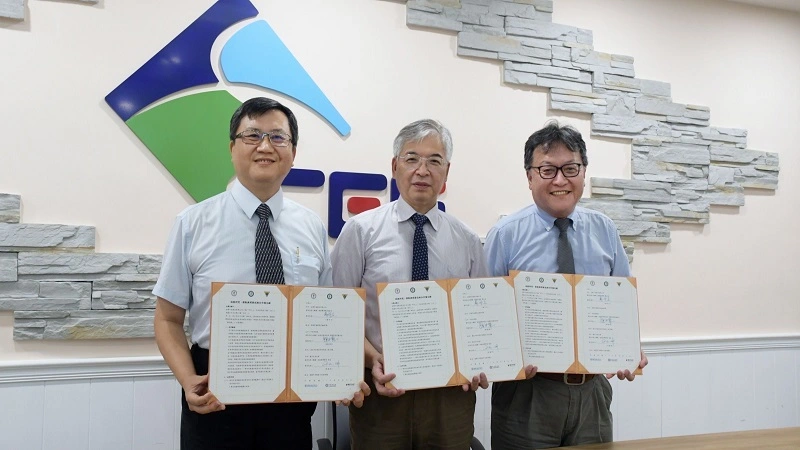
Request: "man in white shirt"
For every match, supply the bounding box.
[153,97,367,449]
[331,119,488,449]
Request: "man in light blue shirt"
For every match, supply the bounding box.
[485,121,647,449]
[153,97,366,450]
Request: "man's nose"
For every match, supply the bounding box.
[552,169,568,183]
[256,139,274,151]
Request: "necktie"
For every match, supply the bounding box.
[555,217,575,274]
[411,213,429,281]
[255,204,285,284]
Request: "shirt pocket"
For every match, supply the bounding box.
[291,254,322,285]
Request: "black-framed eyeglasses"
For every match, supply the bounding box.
[234,130,292,147]
[528,163,583,179]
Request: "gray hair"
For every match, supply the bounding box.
[392,119,453,161]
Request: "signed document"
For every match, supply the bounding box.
[511,271,642,375]
[378,280,456,391]
[208,282,365,404]
[450,277,524,382]
[378,273,642,390]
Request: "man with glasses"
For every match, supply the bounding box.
[331,119,489,449]
[153,97,368,449]
[484,121,647,449]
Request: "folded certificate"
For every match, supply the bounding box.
[378,272,641,391]
[208,282,366,404]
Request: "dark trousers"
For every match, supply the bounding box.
[349,369,476,450]
[491,375,613,449]
[181,345,317,450]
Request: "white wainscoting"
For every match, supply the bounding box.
[473,334,800,447]
[1,335,798,450]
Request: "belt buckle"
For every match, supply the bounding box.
[563,373,586,385]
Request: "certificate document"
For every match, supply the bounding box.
[512,271,642,376]
[575,276,641,374]
[209,282,365,404]
[290,287,365,402]
[378,273,642,390]
[378,280,456,391]
[450,277,524,382]
[513,272,576,373]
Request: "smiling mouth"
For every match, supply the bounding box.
[551,190,571,196]
[255,158,274,164]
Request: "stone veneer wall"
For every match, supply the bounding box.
[407,0,779,257]
[0,0,97,20]
[0,0,782,339]
[0,193,163,339]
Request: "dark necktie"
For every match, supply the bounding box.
[555,217,575,274]
[255,204,285,284]
[411,213,429,281]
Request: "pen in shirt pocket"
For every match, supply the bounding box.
[295,247,300,262]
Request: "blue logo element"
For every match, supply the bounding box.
[105,0,349,202]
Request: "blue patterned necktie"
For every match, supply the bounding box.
[255,204,285,284]
[411,213,429,281]
[555,217,575,274]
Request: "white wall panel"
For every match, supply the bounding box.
[132,378,178,450]
[0,382,44,450]
[42,380,90,450]
[0,338,798,450]
[753,349,779,429]
[88,378,134,450]
[612,353,663,441]
[774,348,799,428]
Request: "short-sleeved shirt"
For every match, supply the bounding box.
[153,179,332,349]
[331,197,488,354]
[484,203,630,277]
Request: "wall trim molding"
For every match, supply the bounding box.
[1,334,798,384]
[0,356,172,384]
[642,333,800,354]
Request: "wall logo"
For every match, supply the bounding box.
[106,0,443,238]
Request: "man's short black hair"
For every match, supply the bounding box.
[229,97,299,147]
[524,121,588,170]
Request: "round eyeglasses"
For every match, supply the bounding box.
[528,163,584,179]
[234,130,292,148]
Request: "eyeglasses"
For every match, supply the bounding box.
[397,153,447,170]
[528,163,583,179]
[234,130,292,147]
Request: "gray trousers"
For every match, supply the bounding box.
[491,375,613,449]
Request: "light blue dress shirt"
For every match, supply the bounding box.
[484,203,630,278]
[153,179,332,349]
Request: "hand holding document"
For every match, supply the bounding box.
[208,282,366,404]
[378,272,642,391]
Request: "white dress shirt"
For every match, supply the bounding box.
[153,179,332,349]
[331,197,488,354]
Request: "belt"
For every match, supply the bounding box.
[537,372,595,385]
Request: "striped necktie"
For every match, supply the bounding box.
[255,203,285,284]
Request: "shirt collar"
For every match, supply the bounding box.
[395,196,442,231]
[231,178,284,220]
[534,203,578,232]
